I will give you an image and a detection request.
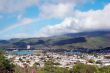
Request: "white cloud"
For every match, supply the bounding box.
[0,0,38,13]
[39,3,74,18]
[75,3,110,31]
[37,17,79,37]
[41,0,93,4]
[37,3,110,37]
[39,0,94,19]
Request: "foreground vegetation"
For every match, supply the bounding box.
[0,51,14,73]
[13,61,110,73]
[36,62,110,73]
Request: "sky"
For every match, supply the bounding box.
[0,0,110,39]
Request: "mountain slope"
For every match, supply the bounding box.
[0,31,110,49]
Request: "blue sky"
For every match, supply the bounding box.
[0,0,110,39]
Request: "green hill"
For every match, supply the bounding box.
[0,31,110,49]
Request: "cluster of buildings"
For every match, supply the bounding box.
[5,50,110,68]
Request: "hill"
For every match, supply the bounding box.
[0,31,110,49]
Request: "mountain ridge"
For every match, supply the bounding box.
[0,31,110,49]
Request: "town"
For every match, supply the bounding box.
[5,48,110,68]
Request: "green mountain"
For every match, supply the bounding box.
[0,31,110,49]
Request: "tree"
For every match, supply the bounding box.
[88,59,95,63]
[0,51,15,73]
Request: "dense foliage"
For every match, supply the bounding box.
[0,51,14,73]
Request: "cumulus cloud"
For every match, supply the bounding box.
[0,0,93,13]
[37,18,78,37]
[37,3,110,37]
[39,3,74,18]
[75,3,110,31]
[39,0,93,18]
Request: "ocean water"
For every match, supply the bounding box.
[14,51,34,55]
[7,51,34,55]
